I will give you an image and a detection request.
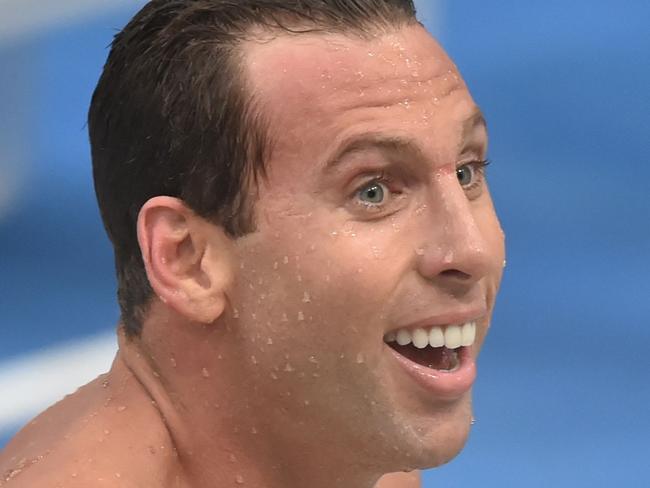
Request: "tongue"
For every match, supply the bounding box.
[389,344,458,370]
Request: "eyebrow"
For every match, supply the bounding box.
[323,133,425,173]
[323,107,487,172]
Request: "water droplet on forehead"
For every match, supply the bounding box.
[356,353,365,364]
[284,363,295,372]
[235,474,245,484]
[302,292,311,303]
[297,311,305,321]
[283,256,289,264]
[201,368,210,378]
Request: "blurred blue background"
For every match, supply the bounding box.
[0,1,648,486]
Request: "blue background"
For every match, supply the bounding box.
[1,1,648,486]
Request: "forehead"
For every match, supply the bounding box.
[243,25,477,181]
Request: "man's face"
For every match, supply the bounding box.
[223,24,504,472]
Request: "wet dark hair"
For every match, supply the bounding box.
[88,0,417,337]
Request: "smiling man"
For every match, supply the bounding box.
[0,1,504,487]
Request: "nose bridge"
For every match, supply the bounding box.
[417,175,489,282]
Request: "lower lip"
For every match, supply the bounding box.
[386,345,476,400]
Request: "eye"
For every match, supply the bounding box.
[456,159,490,195]
[358,181,387,205]
[456,164,476,187]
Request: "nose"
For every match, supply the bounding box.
[416,179,492,290]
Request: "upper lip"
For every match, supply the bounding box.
[385,305,487,334]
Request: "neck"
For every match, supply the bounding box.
[116,321,380,488]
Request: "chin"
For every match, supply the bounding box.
[390,394,474,471]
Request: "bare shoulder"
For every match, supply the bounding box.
[0,373,178,488]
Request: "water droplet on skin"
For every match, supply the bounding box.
[325,274,331,282]
[101,379,109,388]
[502,259,507,269]
[201,368,210,378]
[116,406,127,412]
[304,400,311,406]
[356,353,365,364]
[273,261,279,270]
[115,473,122,479]
[251,355,258,365]
[297,274,303,282]
[283,256,289,264]
[270,372,279,380]
[471,416,477,425]
[415,204,427,215]
[235,474,245,484]
[302,292,311,303]
[284,363,295,372]
[444,250,454,263]
[297,311,305,321]
[103,429,111,435]
[308,356,318,364]
[415,247,425,256]
[229,454,237,463]
[170,357,177,368]
[232,308,240,319]
[281,313,289,322]
[340,353,345,359]
[251,427,258,434]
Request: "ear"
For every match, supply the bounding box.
[137,196,235,324]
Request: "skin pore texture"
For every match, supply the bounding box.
[0,24,504,488]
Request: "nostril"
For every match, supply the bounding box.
[440,269,471,280]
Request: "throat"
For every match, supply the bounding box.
[387,343,460,371]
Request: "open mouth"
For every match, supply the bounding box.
[383,322,476,371]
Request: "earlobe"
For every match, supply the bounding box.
[137,196,234,324]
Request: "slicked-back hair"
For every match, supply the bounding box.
[89,0,418,337]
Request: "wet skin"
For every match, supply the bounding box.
[0,23,504,488]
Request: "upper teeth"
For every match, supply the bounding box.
[384,322,476,349]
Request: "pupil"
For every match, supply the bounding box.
[457,167,471,186]
[363,184,383,203]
